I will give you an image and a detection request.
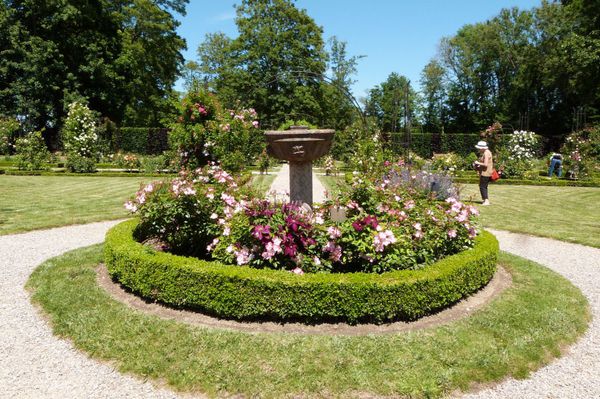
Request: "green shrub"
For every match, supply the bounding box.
[65,154,97,173]
[105,219,498,324]
[14,130,51,170]
[0,117,20,155]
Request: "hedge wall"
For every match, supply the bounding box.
[388,132,554,158]
[389,132,481,158]
[105,219,499,324]
[113,127,169,155]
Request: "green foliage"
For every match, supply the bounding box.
[276,119,317,130]
[330,119,367,162]
[14,130,51,171]
[440,132,482,156]
[105,219,498,324]
[0,117,19,154]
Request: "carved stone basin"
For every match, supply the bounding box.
[264,127,335,162]
[263,126,335,206]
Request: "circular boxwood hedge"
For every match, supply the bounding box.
[105,219,499,324]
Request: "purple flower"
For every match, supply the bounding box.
[352,220,364,232]
[252,225,271,241]
[363,215,379,229]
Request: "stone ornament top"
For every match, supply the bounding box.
[264,126,334,163]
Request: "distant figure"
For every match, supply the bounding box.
[473,140,493,206]
[548,152,563,178]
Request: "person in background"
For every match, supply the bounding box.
[473,140,493,206]
[548,152,563,178]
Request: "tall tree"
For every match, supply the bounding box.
[197,0,327,128]
[419,59,447,132]
[365,73,417,133]
[0,0,188,146]
[320,36,364,130]
[118,0,188,126]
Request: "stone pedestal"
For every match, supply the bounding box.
[264,126,335,207]
[289,162,313,204]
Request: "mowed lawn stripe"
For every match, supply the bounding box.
[0,176,146,235]
[460,184,600,248]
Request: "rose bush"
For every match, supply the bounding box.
[61,101,100,172]
[14,130,51,170]
[126,162,478,274]
[169,90,263,172]
[498,130,540,178]
[560,125,600,179]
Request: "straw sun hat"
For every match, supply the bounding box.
[475,140,488,149]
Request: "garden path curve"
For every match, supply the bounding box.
[1,222,599,398]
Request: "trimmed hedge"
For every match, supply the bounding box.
[389,132,554,158]
[104,219,499,324]
[113,127,169,155]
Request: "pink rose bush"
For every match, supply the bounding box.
[127,164,244,257]
[126,162,480,274]
[169,90,263,173]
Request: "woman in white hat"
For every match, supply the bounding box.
[473,140,493,205]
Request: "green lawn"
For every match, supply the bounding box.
[0,175,145,235]
[27,246,589,398]
[460,184,600,248]
[0,173,276,235]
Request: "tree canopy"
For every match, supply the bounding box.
[0,0,188,146]
[198,0,335,129]
[425,0,600,136]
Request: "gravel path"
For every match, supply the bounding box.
[461,229,600,399]
[0,221,181,399]
[1,222,599,398]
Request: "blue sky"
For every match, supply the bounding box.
[175,0,541,99]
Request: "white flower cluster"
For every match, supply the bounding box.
[63,102,98,157]
[506,130,538,161]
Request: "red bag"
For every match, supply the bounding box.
[490,169,500,181]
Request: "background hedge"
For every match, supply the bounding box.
[388,132,558,158]
[113,127,169,154]
[105,219,499,324]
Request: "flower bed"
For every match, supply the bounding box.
[104,219,498,324]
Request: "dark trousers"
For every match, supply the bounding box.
[479,176,491,201]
